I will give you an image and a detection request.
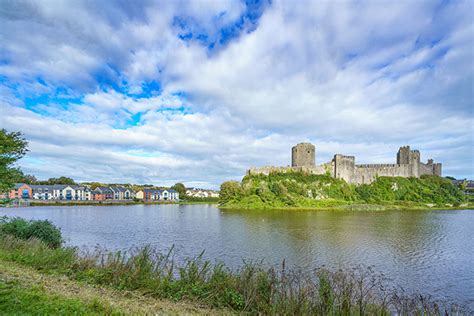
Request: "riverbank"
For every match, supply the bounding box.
[220,201,474,211]
[0,216,469,315]
[23,200,218,207]
[0,257,220,315]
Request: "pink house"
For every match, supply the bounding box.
[9,183,33,199]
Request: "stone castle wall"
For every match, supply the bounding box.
[247,143,442,185]
[292,143,316,167]
[247,165,328,176]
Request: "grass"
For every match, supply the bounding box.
[0,256,217,315]
[0,231,468,314]
[0,278,115,315]
[219,172,468,210]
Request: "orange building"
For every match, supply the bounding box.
[9,183,33,199]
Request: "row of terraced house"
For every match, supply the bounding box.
[9,184,179,201]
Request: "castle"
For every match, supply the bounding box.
[247,143,442,185]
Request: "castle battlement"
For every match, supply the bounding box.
[356,164,399,168]
[247,143,442,185]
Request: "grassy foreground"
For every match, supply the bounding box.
[220,172,468,210]
[0,257,217,315]
[0,217,469,315]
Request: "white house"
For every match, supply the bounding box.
[108,186,135,200]
[186,188,219,198]
[140,189,179,201]
[31,185,88,200]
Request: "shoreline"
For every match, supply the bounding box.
[218,203,474,212]
[1,200,218,207]
[2,200,472,211]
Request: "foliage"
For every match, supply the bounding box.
[38,176,76,185]
[0,217,63,248]
[356,175,466,205]
[0,129,28,192]
[0,279,114,315]
[182,196,219,203]
[16,173,38,184]
[171,182,186,198]
[220,171,466,209]
[219,181,242,204]
[0,232,466,314]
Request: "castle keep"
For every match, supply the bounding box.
[247,143,442,185]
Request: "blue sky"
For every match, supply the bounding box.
[0,0,473,188]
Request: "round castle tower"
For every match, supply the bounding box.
[291,143,315,167]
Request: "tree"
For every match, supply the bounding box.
[171,183,186,198]
[219,181,242,204]
[43,177,76,185]
[0,129,28,192]
[13,171,37,184]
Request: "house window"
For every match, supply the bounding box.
[21,189,29,199]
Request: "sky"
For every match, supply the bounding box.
[0,0,473,188]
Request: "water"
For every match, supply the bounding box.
[1,204,473,309]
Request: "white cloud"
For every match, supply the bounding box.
[0,0,473,186]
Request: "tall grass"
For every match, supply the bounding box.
[0,234,467,315]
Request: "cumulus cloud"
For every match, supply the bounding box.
[0,0,473,187]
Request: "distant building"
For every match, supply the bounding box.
[92,187,114,200]
[185,188,219,198]
[9,184,92,200]
[452,179,474,195]
[110,187,135,200]
[248,143,443,185]
[138,189,179,201]
[9,183,33,199]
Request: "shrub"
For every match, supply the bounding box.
[221,172,467,209]
[0,217,62,248]
[219,181,242,204]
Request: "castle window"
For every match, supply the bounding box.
[307,150,310,153]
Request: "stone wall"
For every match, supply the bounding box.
[292,143,316,167]
[352,164,412,184]
[247,143,442,185]
[247,165,328,176]
[419,161,442,177]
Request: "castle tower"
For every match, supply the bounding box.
[292,143,315,167]
[397,146,421,177]
[333,154,355,183]
[397,146,411,164]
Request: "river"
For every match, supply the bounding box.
[1,204,473,309]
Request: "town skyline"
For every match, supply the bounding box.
[1,1,473,188]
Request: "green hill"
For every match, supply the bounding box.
[219,172,467,210]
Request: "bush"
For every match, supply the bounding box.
[220,172,466,209]
[0,217,63,248]
[219,181,242,204]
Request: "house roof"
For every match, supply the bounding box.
[111,186,133,193]
[96,187,114,194]
[13,183,30,189]
[142,189,178,194]
[29,184,86,192]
